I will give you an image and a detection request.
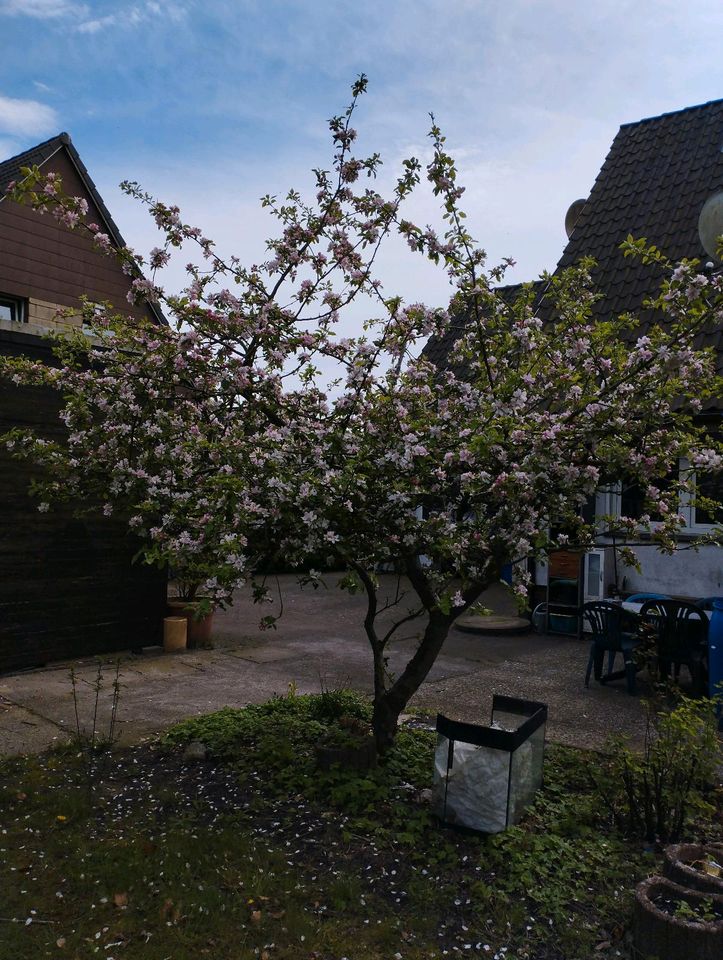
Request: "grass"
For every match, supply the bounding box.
[0,690,719,960]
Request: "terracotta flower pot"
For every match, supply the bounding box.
[167,599,214,649]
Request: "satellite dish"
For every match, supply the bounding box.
[564,198,587,238]
[698,191,723,261]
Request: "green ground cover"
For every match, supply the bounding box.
[0,690,719,960]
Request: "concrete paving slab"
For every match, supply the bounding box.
[233,645,301,663]
[0,696,68,755]
[0,574,696,758]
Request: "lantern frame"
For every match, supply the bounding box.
[434,695,548,833]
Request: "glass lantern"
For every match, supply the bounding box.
[432,695,548,834]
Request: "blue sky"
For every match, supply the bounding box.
[1,0,723,308]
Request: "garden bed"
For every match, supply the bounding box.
[0,690,719,960]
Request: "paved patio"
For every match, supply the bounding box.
[0,575,662,757]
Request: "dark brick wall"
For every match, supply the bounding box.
[0,329,166,672]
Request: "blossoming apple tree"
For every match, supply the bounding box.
[1,77,417,611]
[270,220,722,749]
[2,78,721,751]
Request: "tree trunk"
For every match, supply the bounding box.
[372,692,399,756]
[372,609,453,755]
[347,553,489,756]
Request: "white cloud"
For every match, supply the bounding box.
[0,95,58,137]
[77,1,186,34]
[76,12,115,33]
[0,0,87,17]
[0,0,184,29]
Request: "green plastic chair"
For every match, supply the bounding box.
[639,599,708,696]
[583,601,642,694]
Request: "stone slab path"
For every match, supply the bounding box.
[0,575,658,757]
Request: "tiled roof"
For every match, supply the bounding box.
[0,133,166,326]
[426,98,723,411]
[422,281,546,368]
[556,99,723,362]
[0,132,70,192]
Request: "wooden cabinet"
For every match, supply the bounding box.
[546,550,582,635]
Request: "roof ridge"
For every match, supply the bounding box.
[0,131,166,327]
[496,279,546,291]
[0,131,71,173]
[619,97,723,130]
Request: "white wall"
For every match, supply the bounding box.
[534,542,722,600]
[619,543,722,599]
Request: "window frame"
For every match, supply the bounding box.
[679,457,722,533]
[606,458,720,536]
[0,293,28,324]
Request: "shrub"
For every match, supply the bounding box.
[592,696,719,843]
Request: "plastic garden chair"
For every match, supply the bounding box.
[639,599,709,696]
[583,601,642,694]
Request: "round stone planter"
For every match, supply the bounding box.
[663,843,723,896]
[633,875,723,960]
[315,735,377,773]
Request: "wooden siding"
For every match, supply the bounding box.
[0,149,154,325]
[0,329,167,672]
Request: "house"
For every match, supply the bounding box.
[0,133,167,672]
[425,99,723,615]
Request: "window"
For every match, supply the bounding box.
[693,470,723,526]
[620,471,676,522]
[619,481,645,520]
[0,293,27,323]
[613,458,721,531]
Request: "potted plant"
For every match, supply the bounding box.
[663,843,723,896]
[161,529,250,649]
[167,572,216,650]
[634,875,723,960]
